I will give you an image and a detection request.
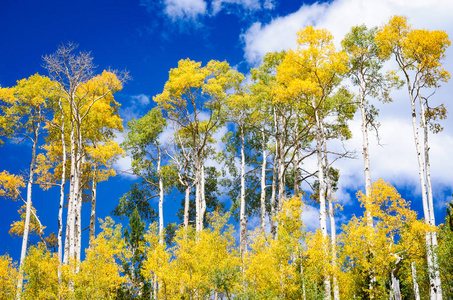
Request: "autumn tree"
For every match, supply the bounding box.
[339,179,432,298]
[0,74,55,294]
[276,26,353,299]
[342,25,397,223]
[154,58,244,232]
[43,43,127,264]
[376,16,450,298]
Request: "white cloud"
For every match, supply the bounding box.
[164,0,208,21]
[241,0,453,230]
[131,94,150,106]
[211,0,261,15]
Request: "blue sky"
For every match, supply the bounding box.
[1,0,453,260]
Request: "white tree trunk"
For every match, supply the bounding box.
[64,118,76,264]
[406,79,438,299]
[324,142,339,300]
[359,86,373,226]
[418,87,442,297]
[195,157,202,232]
[201,164,206,227]
[17,123,40,295]
[240,126,247,255]
[183,183,191,229]
[158,147,164,245]
[89,168,97,248]
[411,261,421,300]
[75,154,84,262]
[260,129,267,233]
[270,150,277,239]
[313,99,330,299]
[58,99,67,286]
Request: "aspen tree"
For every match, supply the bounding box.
[44,43,126,264]
[154,59,243,232]
[120,108,168,244]
[0,74,55,295]
[276,26,350,299]
[376,16,450,298]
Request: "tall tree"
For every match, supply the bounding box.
[376,16,450,298]
[342,25,396,224]
[276,26,352,299]
[0,74,55,293]
[154,58,244,232]
[43,43,127,263]
[119,107,168,244]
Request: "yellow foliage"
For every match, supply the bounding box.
[0,255,18,300]
[244,196,305,299]
[9,204,45,238]
[0,170,25,200]
[143,213,240,299]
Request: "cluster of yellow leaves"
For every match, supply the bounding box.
[9,204,45,238]
[0,170,25,200]
[143,213,239,299]
[0,255,18,300]
[339,179,434,298]
[154,58,244,116]
[17,217,125,300]
[275,25,349,117]
[375,15,451,87]
[244,196,305,299]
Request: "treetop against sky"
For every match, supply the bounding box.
[0,0,453,264]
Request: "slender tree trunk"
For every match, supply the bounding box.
[270,143,278,239]
[64,117,76,264]
[89,167,97,248]
[239,126,247,255]
[359,85,373,226]
[201,164,206,228]
[183,182,191,229]
[158,147,164,245]
[411,261,421,300]
[418,87,442,297]
[17,122,40,295]
[405,74,438,299]
[294,118,300,197]
[301,251,306,300]
[58,99,67,287]
[75,154,84,262]
[260,129,267,232]
[323,140,339,300]
[277,123,285,213]
[313,98,330,299]
[195,157,202,232]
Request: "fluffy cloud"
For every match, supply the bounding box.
[242,0,453,66]
[131,94,150,106]
[163,0,208,21]
[155,0,275,22]
[211,0,263,15]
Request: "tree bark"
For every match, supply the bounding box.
[323,140,339,300]
[239,125,247,255]
[158,147,164,245]
[58,99,67,287]
[270,141,278,239]
[313,98,330,299]
[183,183,191,229]
[260,129,267,233]
[359,84,373,226]
[17,121,40,295]
[89,167,97,248]
[411,261,421,300]
[418,85,442,297]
